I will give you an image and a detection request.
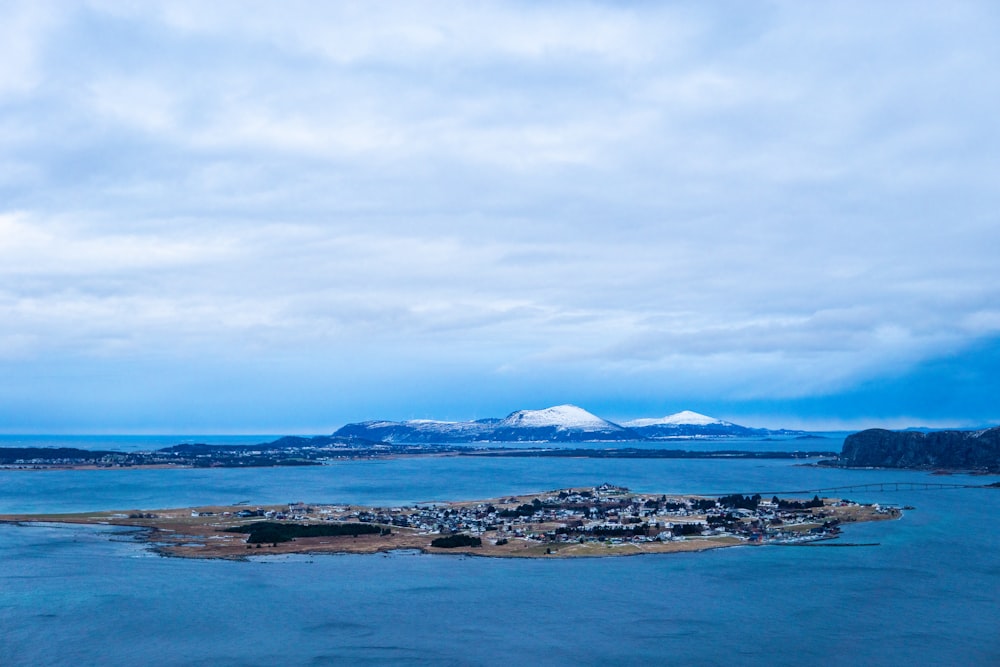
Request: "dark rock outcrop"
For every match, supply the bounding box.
[839,427,1000,471]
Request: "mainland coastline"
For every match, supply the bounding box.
[5,418,996,473]
[0,442,838,471]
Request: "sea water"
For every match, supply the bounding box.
[0,432,845,454]
[1,437,998,666]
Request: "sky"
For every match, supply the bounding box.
[1,1,999,433]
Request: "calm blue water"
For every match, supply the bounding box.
[1,437,998,666]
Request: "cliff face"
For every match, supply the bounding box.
[840,427,1000,470]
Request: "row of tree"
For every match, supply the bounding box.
[225,521,387,544]
[772,495,824,510]
[430,534,482,548]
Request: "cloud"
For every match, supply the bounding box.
[1,1,999,428]
[0,2,59,96]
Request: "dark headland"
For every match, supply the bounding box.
[833,426,1000,472]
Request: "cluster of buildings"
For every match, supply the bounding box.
[247,484,876,547]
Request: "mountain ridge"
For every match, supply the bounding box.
[333,405,800,443]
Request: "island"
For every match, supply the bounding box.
[0,485,900,560]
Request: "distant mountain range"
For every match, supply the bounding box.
[333,404,802,443]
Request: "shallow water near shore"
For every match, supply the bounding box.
[1,438,998,666]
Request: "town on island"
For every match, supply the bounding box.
[0,485,900,560]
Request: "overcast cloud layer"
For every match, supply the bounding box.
[1,1,999,432]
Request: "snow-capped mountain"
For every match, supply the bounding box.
[622,411,766,439]
[500,405,619,430]
[491,405,636,442]
[624,410,726,427]
[333,405,800,443]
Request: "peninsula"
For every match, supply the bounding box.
[834,426,1000,472]
[0,485,900,560]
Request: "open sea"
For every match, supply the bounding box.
[1,435,998,666]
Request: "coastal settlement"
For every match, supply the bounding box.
[1,485,900,559]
